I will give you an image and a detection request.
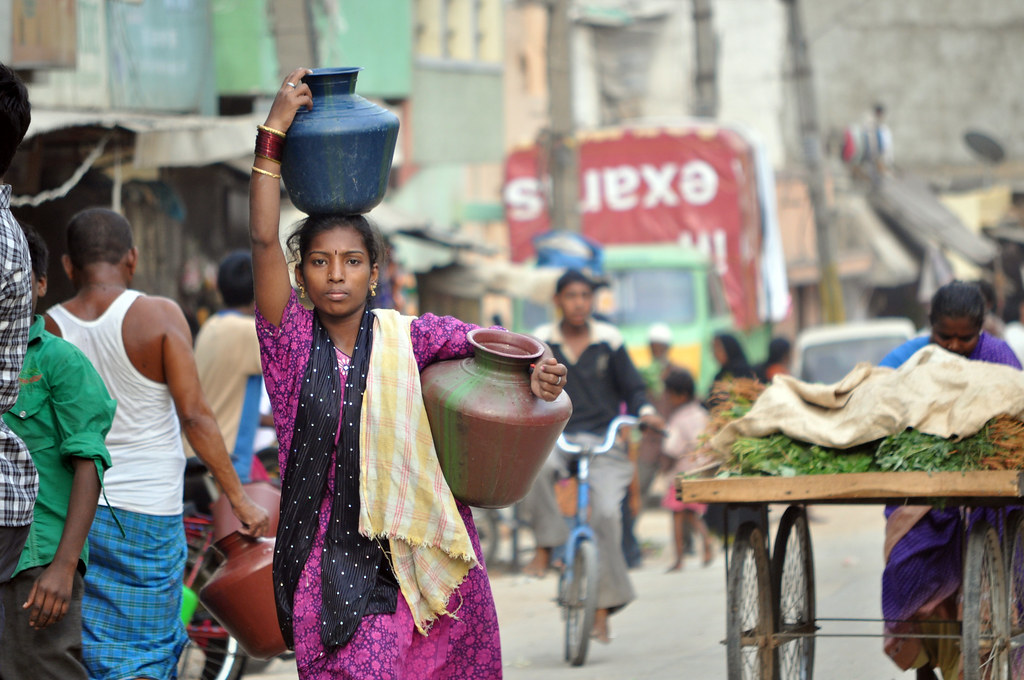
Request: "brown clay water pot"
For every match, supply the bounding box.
[210,481,281,543]
[198,531,287,659]
[420,328,572,508]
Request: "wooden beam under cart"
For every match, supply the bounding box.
[677,471,1024,505]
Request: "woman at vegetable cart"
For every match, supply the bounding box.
[754,336,792,383]
[711,333,757,384]
[249,68,568,679]
[878,281,1021,680]
[706,333,756,412]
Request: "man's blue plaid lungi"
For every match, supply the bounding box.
[82,507,189,680]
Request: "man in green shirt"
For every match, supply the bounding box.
[0,223,115,679]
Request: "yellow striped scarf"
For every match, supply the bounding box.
[357,309,478,633]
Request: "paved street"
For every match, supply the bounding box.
[251,505,909,679]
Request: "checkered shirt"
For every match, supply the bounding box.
[0,184,35,526]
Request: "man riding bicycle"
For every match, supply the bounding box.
[519,269,664,643]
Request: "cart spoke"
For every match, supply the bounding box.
[964,519,1009,680]
[1004,512,1024,679]
[728,523,774,680]
[772,506,815,680]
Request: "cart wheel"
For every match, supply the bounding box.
[1004,511,1024,678]
[771,506,815,680]
[964,519,1009,680]
[728,522,775,680]
[562,539,598,667]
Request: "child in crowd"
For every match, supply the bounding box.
[0,223,115,679]
[660,368,713,571]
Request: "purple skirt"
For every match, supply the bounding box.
[293,502,502,679]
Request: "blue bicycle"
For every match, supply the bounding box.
[555,414,639,667]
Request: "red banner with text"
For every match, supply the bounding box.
[503,126,764,328]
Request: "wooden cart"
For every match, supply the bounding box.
[677,470,1024,680]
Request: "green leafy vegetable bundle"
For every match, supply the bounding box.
[705,378,1024,478]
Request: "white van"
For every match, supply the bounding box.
[792,318,918,384]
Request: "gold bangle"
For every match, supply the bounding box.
[257,124,286,139]
[251,166,282,179]
[255,153,282,165]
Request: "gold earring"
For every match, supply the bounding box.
[370,280,378,297]
[298,284,306,299]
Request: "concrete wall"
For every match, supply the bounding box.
[716,0,1024,171]
[572,6,695,130]
[502,3,548,151]
[29,0,217,114]
[411,63,504,164]
[519,0,1024,173]
[535,1,792,169]
[0,0,11,63]
[312,0,413,99]
[802,0,1024,169]
[27,0,111,109]
[213,0,279,96]
[715,0,788,169]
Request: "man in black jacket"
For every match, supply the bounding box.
[519,269,663,643]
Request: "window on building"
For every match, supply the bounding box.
[415,0,501,64]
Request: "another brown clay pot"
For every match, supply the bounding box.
[198,531,287,660]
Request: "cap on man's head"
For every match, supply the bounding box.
[648,322,672,345]
[555,268,596,295]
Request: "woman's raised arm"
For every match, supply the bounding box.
[249,67,313,327]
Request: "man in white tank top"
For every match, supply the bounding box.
[46,208,270,680]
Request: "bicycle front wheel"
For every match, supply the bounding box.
[563,539,599,667]
[178,629,247,680]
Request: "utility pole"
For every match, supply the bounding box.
[545,0,580,232]
[271,0,317,77]
[691,0,718,118]
[782,0,844,323]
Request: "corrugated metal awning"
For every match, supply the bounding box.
[869,174,998,266]
[839,192,919,287]
[26,109,263,168]
[783,191,919,288]
[26,107,404,169]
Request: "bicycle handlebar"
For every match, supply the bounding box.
[556,415,640,456]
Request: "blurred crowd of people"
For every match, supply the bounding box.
[0,62,276,680]
[0,56,897,679]
[0,63,568,680]
[508,263,797,643]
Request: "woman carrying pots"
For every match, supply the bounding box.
[249,68,568,679]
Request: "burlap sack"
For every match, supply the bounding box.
[708,345,1024,456]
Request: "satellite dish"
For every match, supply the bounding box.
[964,130,1006,165]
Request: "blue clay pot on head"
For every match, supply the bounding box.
[281,67,400,215]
